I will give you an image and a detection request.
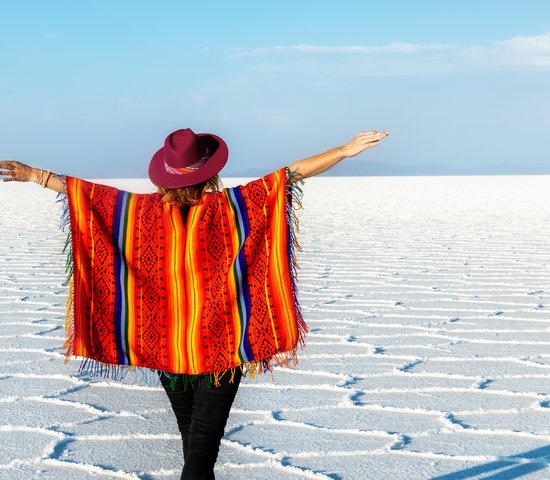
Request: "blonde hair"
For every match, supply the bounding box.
[157,175,221,206]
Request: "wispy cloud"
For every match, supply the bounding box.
[479,32,550,68]
[229,42,457,57]
[496,32,550,53]
[226,33,550,75]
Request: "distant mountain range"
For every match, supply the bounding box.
[226,162,550,177]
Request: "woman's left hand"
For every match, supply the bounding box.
[341,130,389,158]
[0,160,38,183]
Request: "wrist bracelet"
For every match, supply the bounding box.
[42,169,52,188]
[39,169,51,188]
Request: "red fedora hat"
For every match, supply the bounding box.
[148,128,228,188]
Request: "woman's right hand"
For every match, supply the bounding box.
[0,160,39,183]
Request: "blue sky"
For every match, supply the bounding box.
[1,1,549,177]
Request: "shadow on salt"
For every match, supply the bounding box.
[431,444,550,479]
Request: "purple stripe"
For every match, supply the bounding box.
[112,190,130,365]
[228,187,253,361]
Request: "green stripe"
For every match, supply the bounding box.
[226,190,246,363]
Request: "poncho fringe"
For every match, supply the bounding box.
[60,169,307,384]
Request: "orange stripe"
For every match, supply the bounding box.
[281,170,298,344]
[163,204,176,369]
[270,171,298,349]
[260,176,280,351]
[88,184,95,354]
[88,183,96,355]
[70,178,91,358]
[165,203,187,373]
[268,172,290,347]
[124,194,137,365]
[185,203,206,373]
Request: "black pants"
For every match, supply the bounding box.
[161,370,242,480]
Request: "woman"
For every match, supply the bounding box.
[0,128,388,480]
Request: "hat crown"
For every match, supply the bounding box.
[148,127,228,188]
[164,129,207,168]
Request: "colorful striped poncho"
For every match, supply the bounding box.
[63,168,306,380]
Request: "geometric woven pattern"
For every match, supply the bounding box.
[65,169,306,376]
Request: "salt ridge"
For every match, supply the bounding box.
[0,177,549,478]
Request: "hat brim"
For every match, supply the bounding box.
[148,133,228,188]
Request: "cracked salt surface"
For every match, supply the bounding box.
[1,176,550,479]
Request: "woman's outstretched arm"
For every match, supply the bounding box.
[0,161,67,193]
[286,130,389,182]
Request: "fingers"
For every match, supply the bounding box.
[0,162,14,179]
[0,163,14,173]
[0,161,17,174]
[0,160,17,169]
[359,130,389,140]
[0,161,25,182]
[353,131,389,148]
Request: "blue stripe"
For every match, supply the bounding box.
[112,190,129,365]
[229,187,253,361]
